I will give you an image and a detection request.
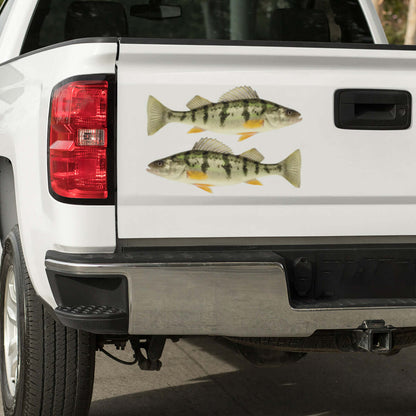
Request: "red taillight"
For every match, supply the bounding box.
[49,80,109,200]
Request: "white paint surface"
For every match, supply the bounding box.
[117,43,416,239]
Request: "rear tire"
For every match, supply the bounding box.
[0,227,96,416]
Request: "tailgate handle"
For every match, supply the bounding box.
[335,89,411,130]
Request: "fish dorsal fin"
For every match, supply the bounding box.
[219,86,259,102]
[240,148,264,162]
[187,95,212,110]
[192,138,233,154]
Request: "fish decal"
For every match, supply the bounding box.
[147,138,301,193]
[147,86,302,141]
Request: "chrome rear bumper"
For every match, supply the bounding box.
[45,251,416,337]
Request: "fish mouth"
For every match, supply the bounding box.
[147,167,166,178]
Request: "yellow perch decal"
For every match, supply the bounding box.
[147,86,302,141]
[147,138,301,193]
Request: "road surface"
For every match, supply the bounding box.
[0,336,415,415]
[88,337,416,416]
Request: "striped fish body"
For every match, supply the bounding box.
[168,99,284,134]
[171,150,280,186]
[147,138,301,192]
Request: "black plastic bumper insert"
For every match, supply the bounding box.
[46,270,129,334]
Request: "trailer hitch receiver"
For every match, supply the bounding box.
[353,320,395,354]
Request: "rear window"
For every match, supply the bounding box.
[22,0,373,54]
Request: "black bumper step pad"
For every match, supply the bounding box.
[55,305,128,334]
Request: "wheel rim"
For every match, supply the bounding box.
[4,265,19,397]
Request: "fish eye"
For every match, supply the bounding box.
[286,110,294,116]
[156,161,165,167]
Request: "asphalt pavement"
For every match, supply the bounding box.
[1,337,416,415]
[89,337,416,416]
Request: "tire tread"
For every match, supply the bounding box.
[2,227,96,416]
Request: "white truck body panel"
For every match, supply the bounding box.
[0,0,38,62]
[0,42,118,307]
[117,43,416,239]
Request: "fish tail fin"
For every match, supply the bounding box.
[147,96,170,135]
[278,149,301,188]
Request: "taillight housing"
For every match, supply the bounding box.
[49,77,113,202]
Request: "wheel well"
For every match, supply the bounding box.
[0,157,17,245]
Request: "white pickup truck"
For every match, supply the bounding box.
[1,0,416,414]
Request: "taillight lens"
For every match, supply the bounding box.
[49,80,109,200]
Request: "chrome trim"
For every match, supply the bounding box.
[4,265,19,397]
[45,259,416,337]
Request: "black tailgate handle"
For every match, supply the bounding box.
[335,89,411,130]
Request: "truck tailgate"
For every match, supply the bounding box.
[116,42,416,239]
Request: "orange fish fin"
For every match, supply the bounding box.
[246,179,263,186]
[186,171,208,180]
[238,132,257,142]
[188,127,206,134]
[243,119,264,129]
[194,184,213,193]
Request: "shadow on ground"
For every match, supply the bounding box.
[90,337,416,416]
